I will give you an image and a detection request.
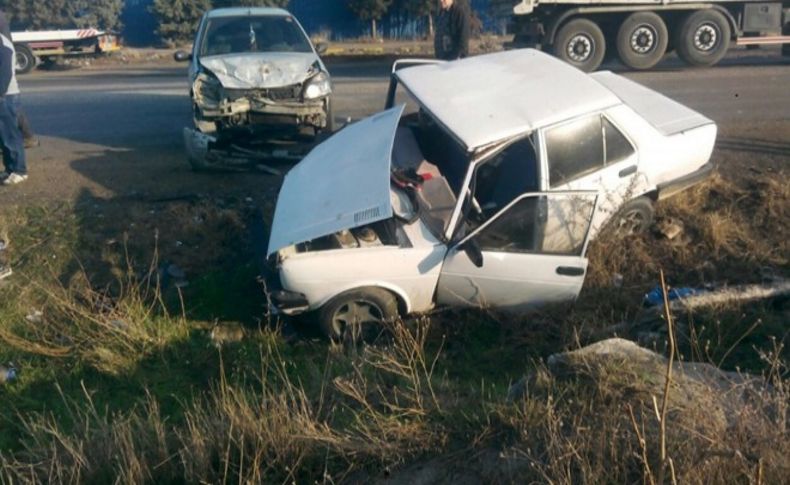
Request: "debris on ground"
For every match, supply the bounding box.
[653,216,685,240]
[0,364,17,384]
[0,265,12,280]
[210,323,246,348]
[25,310,43,323]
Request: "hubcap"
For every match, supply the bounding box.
[693,23,719,52]
[15,52,29,71]
[616,210,647,236]
[331,299,384,340]
[630,25,657,54]
[567,34,594,62]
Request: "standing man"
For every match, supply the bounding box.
[434,0,472,60]
[0,10,26,184]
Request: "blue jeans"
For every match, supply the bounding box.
[0,94,26,175]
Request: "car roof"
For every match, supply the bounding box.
[395,49,622,152]
[205,7,291,18]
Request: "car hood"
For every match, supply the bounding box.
[200,52,320,89]
[267,105,405,256]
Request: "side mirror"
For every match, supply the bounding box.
[460,239,484,268]
[173,50,192,62]
[315,42,328,55]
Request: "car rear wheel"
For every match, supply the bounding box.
[318,288,399,343]
[14,44,36,75]
[675,10,731,67]
[616,12,668,70]
[553,19,606,72]
[611,196,655,236]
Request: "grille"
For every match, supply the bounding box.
[264,85,301,101]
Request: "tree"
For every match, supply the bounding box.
[0,0,124,30]
[213,0,290,7]
[347,0,393,39]
[150,0,211,45]
[405,0,434,38]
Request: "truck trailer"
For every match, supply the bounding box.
[507,0,790,70]
[12,29,121,74]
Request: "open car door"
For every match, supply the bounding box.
[436,191,599,311]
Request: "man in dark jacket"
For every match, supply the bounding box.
[434,0,472,60]
[0,10,27,184]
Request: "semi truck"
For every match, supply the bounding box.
[11,29,121,74]
[506,0,790,70]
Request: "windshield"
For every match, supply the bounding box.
[201,15,312,56]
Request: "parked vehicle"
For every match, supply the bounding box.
[506,0,790,71]
[175,7,334,171]
[263,49,716,340]
[12,29,121,74]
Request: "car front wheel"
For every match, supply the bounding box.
[318,288,399,343]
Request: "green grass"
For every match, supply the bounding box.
[0,173,787,482]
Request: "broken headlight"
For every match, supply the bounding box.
[303,71,331,100]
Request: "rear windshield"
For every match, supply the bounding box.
[201,15,312,56]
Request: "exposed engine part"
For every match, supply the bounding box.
[354,227,381,247]
[332,229,358,249]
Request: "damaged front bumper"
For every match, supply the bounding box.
[183,128,317,172]
[260,257,310,317]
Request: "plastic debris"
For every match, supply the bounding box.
[0,365,17,384]
[25,310,43,323]
[644,286,704,307]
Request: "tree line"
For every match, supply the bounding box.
[1,0,514,44]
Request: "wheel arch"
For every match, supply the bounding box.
[315,282,412,316]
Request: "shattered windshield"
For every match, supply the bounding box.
[201,15,313,56]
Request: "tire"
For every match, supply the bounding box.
[318,288,399,343]
[675,10,731,67]
[553,18,606,72]
[14,44,36,75]
[616,12,668,70]
[610,196,655,237]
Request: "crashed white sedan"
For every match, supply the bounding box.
[264,49,716,340]
[175,8,333,169]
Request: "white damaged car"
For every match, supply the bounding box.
[264,49,716,340]
[175,8,333,169]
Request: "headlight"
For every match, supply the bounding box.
[303,71,332,100]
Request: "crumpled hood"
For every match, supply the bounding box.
[267,105,405,256]
[200,52,321,89]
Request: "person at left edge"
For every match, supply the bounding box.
[0,10,27,185]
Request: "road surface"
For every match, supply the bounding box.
[5,47,789,204]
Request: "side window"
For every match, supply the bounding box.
[473,136,539,214]
[603,118,635,164]
[546,115,604,187]
[473,193,596,256]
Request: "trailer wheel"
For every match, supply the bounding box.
[14,44,36,75]
[553,19,606,72]
[616,12,668,70]
[675,10,731,67]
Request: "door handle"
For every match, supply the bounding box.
[619,165,637,177]
[556,266,585,277]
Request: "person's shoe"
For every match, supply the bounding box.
[0,172,10,182]
[24,137,40,149]
[2,173,28,185]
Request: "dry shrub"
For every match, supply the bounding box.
[0,321,448,483]
[0,263,188,376]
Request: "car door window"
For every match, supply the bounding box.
[472,193,597,256]
[474,136,539,214]
[603,117,635,164]
[546,115,604,187]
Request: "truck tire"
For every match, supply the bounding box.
[553,19,606,72]
[675,9,731,67]
[616,12,668,70]
[14,44,36,75]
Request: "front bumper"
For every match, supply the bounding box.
[261,260,310,316]
[200,97,329,129]
[656,161,716,200]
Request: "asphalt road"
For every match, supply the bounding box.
[7,46,790,204]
